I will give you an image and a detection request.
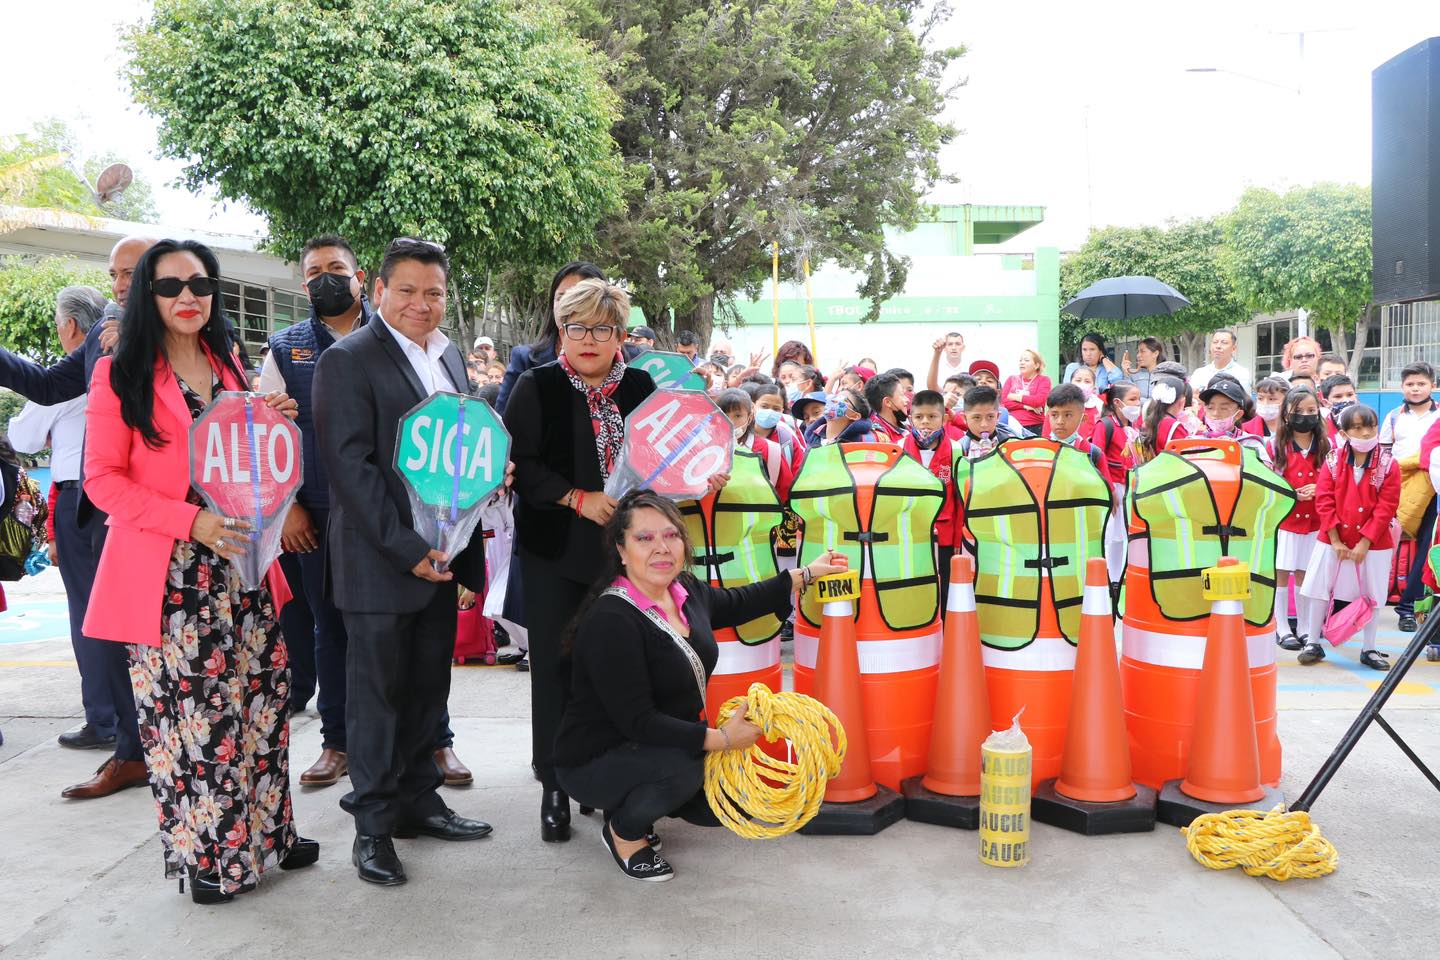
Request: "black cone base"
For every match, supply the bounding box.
[1030,779,1157,835]
[899,776,981,829]
[799,784,906,836]
[1157,780,1286,828]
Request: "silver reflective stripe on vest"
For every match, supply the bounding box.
[795,627,942,674]
[1121,623,1278,670]
[713,637,781,676]
[979,635,1077,672]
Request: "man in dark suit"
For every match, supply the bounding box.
[0,235,156,799]
[312,238,495,886]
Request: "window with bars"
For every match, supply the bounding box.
[221,279,310,363]
[1380,301,1440,387]
[1314,323,1381,389]
[1253,315,1295,379]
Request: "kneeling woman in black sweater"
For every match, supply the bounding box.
[554,490,845,882]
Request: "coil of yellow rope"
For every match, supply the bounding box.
[1181,806,1339,880]
[704,683,846,839]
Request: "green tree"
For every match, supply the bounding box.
[1060,217,1249,370]
[1222,183,1372,372]
[0,120,158,221]
[127,0,624,345]
[0,257,111,365]
[564,0,961,345]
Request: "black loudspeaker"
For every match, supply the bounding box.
[1372,37,1440,305]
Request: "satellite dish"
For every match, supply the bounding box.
[94,163,133,205]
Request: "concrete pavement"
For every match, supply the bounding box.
[2,568,1438,960]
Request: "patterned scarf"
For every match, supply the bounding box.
[560,354,627,480]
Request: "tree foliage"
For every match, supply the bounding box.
[564,0,961,343]
[0,120,158,221]
[1060,217,1249,369]
[0,257,111,365]
[127,0,624,342]
[1222,183,1372,369]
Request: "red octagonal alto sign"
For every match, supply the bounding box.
[606,389,734,500]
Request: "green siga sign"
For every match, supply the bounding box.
[630,350,709,391]
[393,392,511,511]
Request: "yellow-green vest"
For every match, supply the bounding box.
[1128,442,1295,627]
[963,441,1111,650]
[789,443,945,631]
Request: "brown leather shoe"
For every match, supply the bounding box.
[434,747,473,787]
[61,756,149,799]
[299,748,348,787]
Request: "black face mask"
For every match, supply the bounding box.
[307,272,357,318]
[1290,413,1321,434]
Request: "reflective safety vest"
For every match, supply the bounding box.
[789,443,945,631]
[963,441,1111,650]
[1129,443,1295,627]
[679,449,786,643]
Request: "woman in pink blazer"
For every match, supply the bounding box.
[83,239,311,905]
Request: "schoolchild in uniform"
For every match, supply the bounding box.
[1295,403,1400,670]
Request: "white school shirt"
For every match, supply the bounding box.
[1379,400,1440,461]
[378,313,460,394]
[7,396,87,482]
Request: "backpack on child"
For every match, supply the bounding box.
[0,467,47,581]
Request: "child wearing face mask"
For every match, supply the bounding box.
[1295,403,1400,670]
[1045,384,1106,472]
[744,382,801,470]
[901,390,960,592]
[1246,377,1290,438]
[1068,365,1103,433]
[1268,388,1329,651]
[1318,374,1357,443]
[1093,380,1142,583]
[1197,374,1272,466]
[717,388,794,499]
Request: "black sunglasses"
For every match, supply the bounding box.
[151,276,219,298]
[389,236,446,253]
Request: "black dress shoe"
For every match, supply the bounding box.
[394,809,493,841]
[280,837,320,870]
[353,835,406,886]
[541,787,571,843]
[180,868,234,905]
[58,723,116,750]
[1399,614,1419,633]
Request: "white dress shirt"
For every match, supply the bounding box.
[1190,360,1253,394]
[378,312,459,394]
[8,395,87,482]
[1380,401,1440,461]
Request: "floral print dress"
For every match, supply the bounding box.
[128,373,295,894]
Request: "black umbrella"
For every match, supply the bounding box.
[1062,275,1191,320]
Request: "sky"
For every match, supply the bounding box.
[3,0,1440,250]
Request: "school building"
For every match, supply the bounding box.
[721,204,1060,376]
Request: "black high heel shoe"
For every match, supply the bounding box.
[541,787,571,843]
[179,868,233,905]
[280,837,320,871]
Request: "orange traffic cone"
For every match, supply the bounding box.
[902,554,989,829]
[1158,558,1284,826]
[1032,557,1157,834]
[800,569,905,836]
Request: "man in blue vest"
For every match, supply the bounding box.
[259,235,473,788]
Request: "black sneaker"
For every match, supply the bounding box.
[1398,615,1419,633]
[1297,643,1327,665]
[601,822,673,882]
[1360,650,1391,671]
[514,655,530,672]
[1276,633,1306,652]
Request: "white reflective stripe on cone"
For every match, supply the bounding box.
[822,600,855,618]
[794,627,942,674]
[946,578,976,613]
[979,635,1077,672]
[1082,585,1112,618]
[712,637,781,677]
[1121,624,1278,670]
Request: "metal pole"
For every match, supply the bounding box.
[1290,615,1440,812]
[771,242,781,358]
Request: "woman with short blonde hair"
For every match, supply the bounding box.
[556,277,630,330]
